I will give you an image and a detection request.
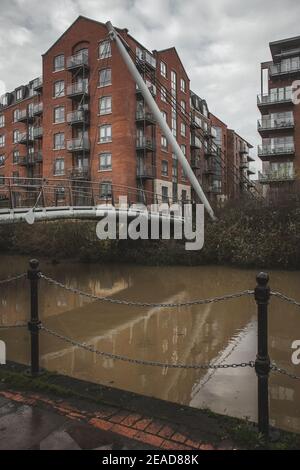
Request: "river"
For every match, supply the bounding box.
[0,255,299,434]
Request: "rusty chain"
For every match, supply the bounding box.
[0,273,27,285]
[271,363,300,381]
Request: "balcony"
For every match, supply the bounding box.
[66,52,89,71]
[258,170,296,184]
[136,50,156,69]
[67,109,89,126]
[136,136,155,151]
[67,137,90,153]
[67,81,89,99]
[240,157,249,169]
[240,145,249,155]
[18,132,34,145]
[136,111,155,125]
[247,166,256,176]
[203,161,216,175]
[258,144,295,160]
[257,93,293,108]
[18,152,42,166]
[269,63,300,78]
[190,136,202,149]
[205,145,218,158]
[68,167,90,180]
[16,109,33,123]
[136,81,157,97]
[32,77,43,93]
[33,127,43,139]
[136,165,155,179]
[191,157,201,169]
[257,118,294,134]
[33,102,43,116]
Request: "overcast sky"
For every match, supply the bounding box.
[1,0,300,172]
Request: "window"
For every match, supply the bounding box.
[13,109,19,122]
[100,181,112,198]
[161,110,167,121]
[0,135,5,147]
[1,95,8,107]
[55,186,65,201]
[54,106,65,123]
[162,160,168,176]
[180,100,186,113]
[180,122,186,137]
[16,88,23,101]
[13,130,19,144]
[182,189,187,201]
[99,124,112,143]
[171,71,177,96]
[54,132,65,150]
[54,158,65,175]
[54,54,64,72]
[162,186,169,203]
[180,144,186,156]
[161,135,167,150]
[54,80,64,98]
[13,150,19,164]
[161,86,167,102]
[99,68,112,87]
[99,96,112,115]
[0,155,5,166]
[99,152,112,171]
[0,175,4,185]
[180,78,186,93]
[171,111,177,137]
[0,115,4,127]
[99,40,111,59]
[160,61,167,78]
[12,171,19,184]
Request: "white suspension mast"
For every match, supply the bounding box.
[106,21,216,221]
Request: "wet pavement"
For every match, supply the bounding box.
[0,396,153,450]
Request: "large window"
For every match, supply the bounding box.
[16,88,23,101]
[100,181,112,198]
[13,130,19,144]
[0,135,5,147]
[54,54,64,72]
[0,175,4,185]
[99,41,111,59]
[180,78,186,93]
[54,157,65,176]
[54,132,65,150]
[99,96,112,115]
[171,70,177,96]
[99,68,112,87]
[180,122,186,137]
[54,106,65,123]
[13,150,19,164]
[99,124,112,143]
[161,86,167,102]
[54,80,65,98]
[13,109,19,122]
[160,61,167,78]
[0,155,5,166]
[0,115,4,127]
[162,186,169,203]
[99,152,112,171]
[161,135,167,150]
[162,160,168,176]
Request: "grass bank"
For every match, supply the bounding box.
[0,199,300,268]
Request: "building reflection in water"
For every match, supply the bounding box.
[0,256,299,434]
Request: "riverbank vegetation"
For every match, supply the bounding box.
[0,199,299,269]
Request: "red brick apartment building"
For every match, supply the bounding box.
[0,15,254,207]
[258,35,300,198]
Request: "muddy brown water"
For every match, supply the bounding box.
[0,255,299,434]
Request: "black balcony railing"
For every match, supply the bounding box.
[33,103,43,116]
[258,170,296,183]
[32,77,43,92]
[18,152,42,166]
[66,52,89,70]
[258,145,295,158]
[257,118,294,132]
[136,137,155,151]
[67,81,89,98]
[68,167,90,180]
[33,127,43,139]
[67,137,90,152]
[67,110,89,126]
[257,93,293,106]
[136,111,155,124]
[136,165,155,179]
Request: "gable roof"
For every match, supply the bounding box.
[156,47,189,79]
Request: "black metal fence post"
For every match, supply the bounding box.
[27,259,41,376]
[254,272,271,437]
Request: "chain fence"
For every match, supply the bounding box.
[39,273,254,308]
[270,291,300,309]
[0,324,27,329]
[40,324,255,370]
[271,363,300,381]
[0,273,27,286]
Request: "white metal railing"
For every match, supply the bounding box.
[67,137,90,151]
[258,144,295,156]
[258,118,294,130]
[67,81,88,96]
[258,170,296,182]
[66,51,88,69]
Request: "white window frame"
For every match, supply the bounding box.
[99,96,112,115]
[99,124,112,143]
[160,61,167,78]
[54,54,65,72]
[99,41,112,59]
[99,152,112,171]
[99,68,112,87]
